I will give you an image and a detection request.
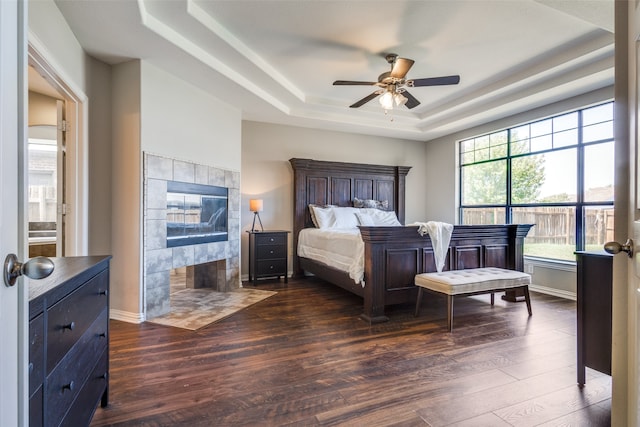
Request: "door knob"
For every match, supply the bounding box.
[604,239,634,258]
[3,254,54,287]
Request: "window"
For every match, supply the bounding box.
[459,102,614,261]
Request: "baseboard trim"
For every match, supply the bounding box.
[530,284,576,301]
[110,308,145,324]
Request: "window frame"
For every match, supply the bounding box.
[458,101,614,260]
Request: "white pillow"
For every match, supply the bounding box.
[362,208,402,226]
[309,204,335,227]
[355,212,375,226]
[311,205,335,229]
[331,207,359,229]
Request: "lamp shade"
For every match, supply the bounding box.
[379,91,394,110]
[249,199,263,212]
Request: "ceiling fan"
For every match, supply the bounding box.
[333,53,460,110]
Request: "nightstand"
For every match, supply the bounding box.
[248,230,289,285]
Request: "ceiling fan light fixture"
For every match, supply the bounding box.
[394,93,408,107]
[379,91,395,110]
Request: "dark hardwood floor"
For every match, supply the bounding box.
[91,276,611,426]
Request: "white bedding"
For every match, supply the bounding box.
[297,228,365,285]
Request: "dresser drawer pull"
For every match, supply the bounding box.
[99,332,107,338]
[63,321,75,331]
[269,250,274,254]
[270,265,274,269]
[99,289,108,296]
[62,381,75,392]
[269,238,275,242]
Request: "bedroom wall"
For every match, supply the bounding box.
[423,86,614,298]
[111,60,142,318]
[140,62,241,170]
[86,57,113,256]
[241,120,428,279]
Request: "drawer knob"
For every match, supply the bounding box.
[269,238,274,242]
[62,381,75,392]
[63,321,75,331]
[99,289,108,296]
[270,265,274,269]
[269,250,274,254]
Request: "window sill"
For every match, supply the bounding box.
[524,256,576,272]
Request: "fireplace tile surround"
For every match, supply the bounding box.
[143,153,240,319]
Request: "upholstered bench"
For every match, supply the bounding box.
[414,267,532,331]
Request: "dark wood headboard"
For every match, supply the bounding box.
[289,158,411,273]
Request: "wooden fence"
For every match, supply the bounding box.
[463,206,614,246]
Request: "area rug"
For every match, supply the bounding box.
[147,288,276,331]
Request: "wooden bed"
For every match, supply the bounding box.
[290,158,533,323]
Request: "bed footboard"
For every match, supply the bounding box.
[358,224,533,323]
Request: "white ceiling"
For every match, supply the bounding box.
[53,0,614,141]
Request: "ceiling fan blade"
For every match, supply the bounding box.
[402,91,420,109]
[349,92,379,108]
[333,80,377,86]
[390,58,415,79]
[410,75,460,87]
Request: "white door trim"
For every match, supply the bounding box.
[27,38,88,256]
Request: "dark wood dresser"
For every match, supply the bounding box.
[248,230,289,285]
[28,256,111,426]
[575,251,612,386]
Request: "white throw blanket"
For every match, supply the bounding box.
[413,221,454,272]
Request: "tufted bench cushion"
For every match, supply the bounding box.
[414,267,532,331]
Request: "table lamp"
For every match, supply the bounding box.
[249,199,264,232]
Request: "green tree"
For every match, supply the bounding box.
[462,134,545,205]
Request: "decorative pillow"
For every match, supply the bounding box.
[353,197,389,210]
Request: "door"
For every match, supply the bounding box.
[611,1,640,426]
[0,0,28,425]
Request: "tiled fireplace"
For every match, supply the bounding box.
[143,153,240,319]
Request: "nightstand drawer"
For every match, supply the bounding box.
[255,233,287,246]
[256,244,286,259]
[256,259,287,276]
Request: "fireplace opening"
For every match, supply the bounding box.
[170,267,186,294]
[166,181,228,248]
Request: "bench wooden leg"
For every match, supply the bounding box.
[447,295,454,332]
[523,285,532,316]
[414,287,424,317]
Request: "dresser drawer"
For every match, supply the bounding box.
[29,313,45,398]
[256,244,286,259]
[29,387,43,427]
[60,348,108,427]
[256,259,287,276]
[47,269,109,372]
[46,307,108,427]
[255,233,286,246]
